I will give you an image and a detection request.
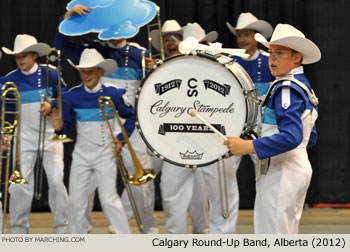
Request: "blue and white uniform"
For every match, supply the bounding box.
[253,66,318,233]
[233,49,274,97]
[0,63,69,234]
[55,28,158,233]
[58,82,134,234]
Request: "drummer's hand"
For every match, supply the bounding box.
[114,139,123,155]
[64,4,91,19]
[39,101,51,116]
[145,57,156,72]
[223,136,256,156]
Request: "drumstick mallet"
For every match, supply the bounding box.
[189,109,227,141]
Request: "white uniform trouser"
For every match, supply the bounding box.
[254,108,317,234]
[85,131,157,234]
[69,142,130,234]
[152,157,209,234]
[160,157,239,234]
[254,150,312,233]
[9,135,68,234]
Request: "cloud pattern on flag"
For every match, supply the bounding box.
[60,0,157,40]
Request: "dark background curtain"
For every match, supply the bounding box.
[0,0,349,211]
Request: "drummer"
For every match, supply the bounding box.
[224,24,320,233]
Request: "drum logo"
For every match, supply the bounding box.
[180,150,203,160]
[203,80,231,97]
[154,79,182,95]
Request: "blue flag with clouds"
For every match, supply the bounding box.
[59,0,157,40]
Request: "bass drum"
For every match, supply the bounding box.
[135,53,257,168]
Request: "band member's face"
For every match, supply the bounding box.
[163,33,182,58]
[236,29,258,56]
[80,67,104,90]
[268,44,302,77]
[15,52,37,72]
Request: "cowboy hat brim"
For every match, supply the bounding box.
[226,20,273,39]
[199,31,218,43]
[150,29,183,51]
[2,43,50,57]
[255,33,321,64]
[67,58,118,76]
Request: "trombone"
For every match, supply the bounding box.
[97,96,156,232]
[147,6,165,61]
[47,48,72,143]
[0,82,28,233]
[34,48,72,200]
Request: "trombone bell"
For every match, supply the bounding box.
[8,170,28,184]
[129,168,156,186]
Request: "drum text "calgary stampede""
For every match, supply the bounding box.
[150,100,235,118]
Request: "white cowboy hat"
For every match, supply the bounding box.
[151,20,184,51]
[255,24,321,64]
[226,12,273,39]
[183,22,218,43]
[2,34,50,57]
[67,48,117,75]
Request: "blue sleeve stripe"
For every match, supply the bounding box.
[262,107,277,125]
[74,107,114,122]
[21,88,53,104]
[105,67,142,80]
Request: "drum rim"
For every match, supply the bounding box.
[135,52,257,168]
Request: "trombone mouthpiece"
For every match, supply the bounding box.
[189,109,197,117]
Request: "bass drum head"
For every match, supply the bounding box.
[136,53,253,168]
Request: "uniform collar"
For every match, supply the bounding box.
[107,40,127,49]
[287,66,304,76]
[241,49,259,61]
[21,62,39,75]
[84,82,102,93]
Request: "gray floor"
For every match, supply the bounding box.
[2,208,350,234]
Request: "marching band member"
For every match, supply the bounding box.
[55,4,158,234]
[224,24,320,233]
[0,34,69,234]
[50,48,134,234]
[226,12,274,202]
[149,20,210,234]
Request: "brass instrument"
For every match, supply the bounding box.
[0,82,28,233]
[147,6,165,61]
[48,48,73,143]
[97,96,156,231]
[34,48,73,200]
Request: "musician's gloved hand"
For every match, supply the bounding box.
[39,101,51,116]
